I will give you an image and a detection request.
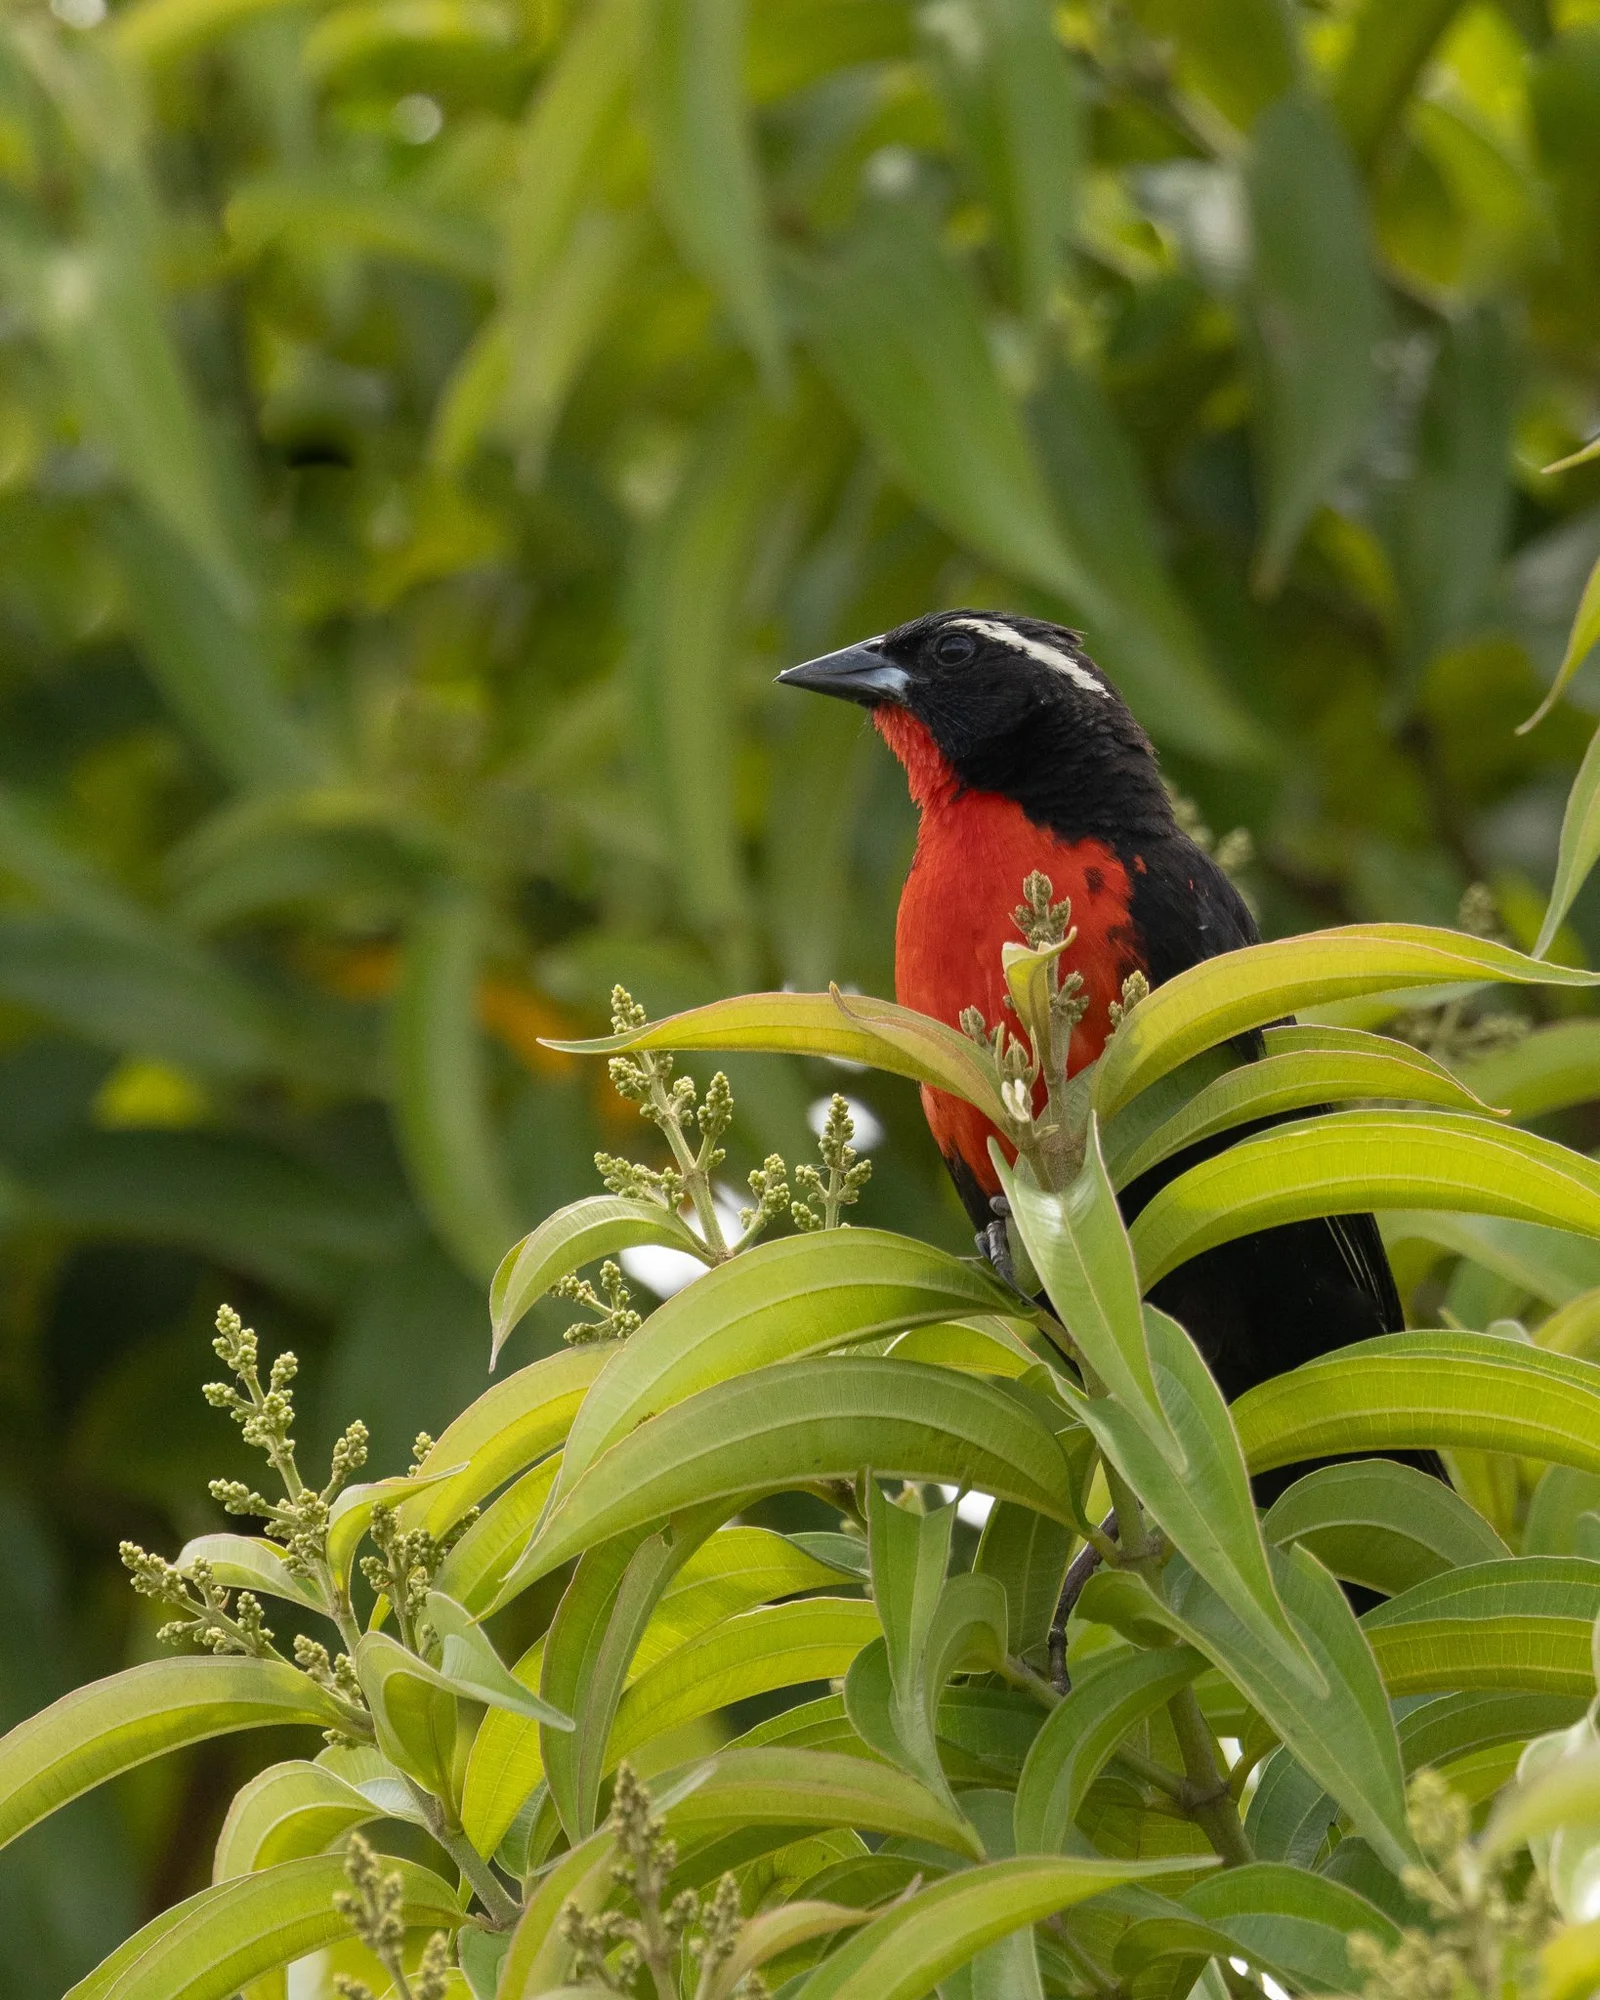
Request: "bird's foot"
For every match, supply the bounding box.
[976,1196,1014,1287]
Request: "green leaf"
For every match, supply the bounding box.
[667,1746,984,1854]
[641,0,783,385]
[108,507,317,795]
[1123,0,1298,132]
[390,877,519,1281]
[490,1197,704,1360]
[1233,1331,1600,1479]
[539,1505,726,1839]
[543,986,1011,1128]
[353,1632,460,1795]
[64,1854,459,2000]
[1065,1306,1315,1687]
[1129,1108,1600,1290]
[402,1342,615,1537]
[1082,1544,1414,1873]
[173,1535,329,1616]
[1246,90,1381,592]
[1361,1556,1600,1699]
[1333,0,1471,167]
[556,1228,1016,1497]
[211,1759,378,1877]
[1460,1022,1600,1121]
[435,1455,563,1616]
[1120,1864,1400,1994]
[999,1138,1160,1426]
[1393,303,1514,681]
[502,0,640,296]
[793,202,1090,606]
[0,1657,342,1853]
[1398,1690,1587,1774]
[1522,550,1600,738]
[974,1501,1077,1657]
[1382,1210,1600,1310]
[703,1901,871,2000]
[788,1854,1215,2000]
[1092,923,1600,1124]
[1263,1459,1508,1598]
[846,1490,1006,1809]
[626,395,793,944]
[1536,712,1600,955]
[1102,1025,1499,1190]
[426,1592,576,1725]
[626,1526,858,1681]
[1484,1742,1600,1857]
[1027,357,1267,763]
[1013,1644,1206,1854]
[961,0,1080,332]
[460,1637,547,1857]
[325,1460,468,1595]
[613,1599,882,1766]
[499,1356,1075,1600]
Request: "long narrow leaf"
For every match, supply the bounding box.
[0,1659,341,1854]
[1129,1109,1600,1290]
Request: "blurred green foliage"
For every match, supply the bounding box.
[1,0,1599,1982]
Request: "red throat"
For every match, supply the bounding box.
[875,710,1145,1197]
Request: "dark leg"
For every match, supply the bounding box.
[1048,1509,1116,1694]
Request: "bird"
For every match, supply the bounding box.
[777,607,1407,1446]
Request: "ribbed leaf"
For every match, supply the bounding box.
[1102,1025,1497,1190]
[1081,1545,1414,1872]
[543,987,1010,1126]
[540,1506,726,1839]
[1361,1557,1600,1699]
[212,1760,377,1878]
[401,1343,614,1536]
[1013,1645,1206,1854]
[1233,1331,1600,1477]
[1129,1109,1600,1290]
[1092,924,1600,1123]
[173,1535,328,1616]
[1117,1864,1400,1994]
[498,1357,1074,1600]
[614,1599,881,1766]
[490,1199,704,1360]
[64,1855,459,2000]
[435,1456,563,1615]
[789,1855,1214,2000]
[0,1659,341,1853]
[556,1228,1016,1496]
[1263,1459,1508,1598]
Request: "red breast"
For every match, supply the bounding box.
[876,709,1146,1195]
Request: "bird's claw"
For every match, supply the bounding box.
[976,1201,1014,1287]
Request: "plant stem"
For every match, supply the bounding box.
[1111,1743,1190,1803]
[1045,1915,1119,1997]
[409,1784,522,1929]
[1167,1686,1253,1866]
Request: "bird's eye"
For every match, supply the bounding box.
[933,630,976,666]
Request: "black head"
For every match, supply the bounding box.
[778,609,1172,844]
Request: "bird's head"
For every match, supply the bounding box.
[778,609,1165,835]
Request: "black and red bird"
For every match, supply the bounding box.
[778,607,1404,1414]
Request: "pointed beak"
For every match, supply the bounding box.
[775,640,909,708]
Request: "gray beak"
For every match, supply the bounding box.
[775,640,909,707]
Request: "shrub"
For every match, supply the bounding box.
[18,709,1600,1999]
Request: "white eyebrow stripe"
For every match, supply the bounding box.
[949,617,1109,696]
